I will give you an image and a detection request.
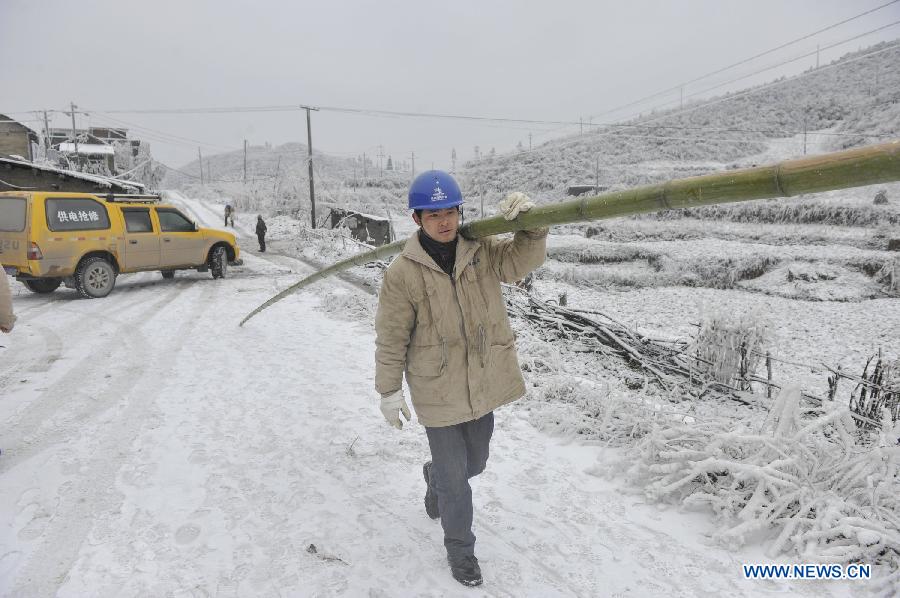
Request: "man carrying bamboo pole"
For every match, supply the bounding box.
[374,170,547,587]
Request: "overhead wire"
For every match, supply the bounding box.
[534,21,900,143]
[583,0,900,121]
[674,21,900,111]
[13,19,896,171]
[72,97,894,145]
[617,40,900,132]
[72,26,900,151]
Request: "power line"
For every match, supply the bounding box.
[677,20,900,110]
[91,111,240,151]
[71,95,896,143]
[63,27,900,144]
[584,0,900,122]
[623,38,900,131]
[518,37,899,149]
[531,22,900,144]
[18,34,890,167]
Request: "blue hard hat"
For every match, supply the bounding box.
[408,170,464,210]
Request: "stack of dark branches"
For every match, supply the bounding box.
[504,288,757,404]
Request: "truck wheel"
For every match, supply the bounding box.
[161,271,175,279]
[210,246,228,279]
[75,257,117,298]
[23,278,62,294]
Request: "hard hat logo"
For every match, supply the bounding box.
[431,184,448,203]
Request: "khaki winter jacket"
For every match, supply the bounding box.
[375,228,548,427]
[0,273,16,332]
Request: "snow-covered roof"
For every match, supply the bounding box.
[0,156,145,191]
[329,206,389,222]
[58,142,116,156]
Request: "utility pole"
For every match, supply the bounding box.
[528,133,532,151]
[803,109,808,155]
[680,86,684,110]
[243,139,248,184]
[69,102,78,153]
[480,185,484,219]
[302,105,319,229]
[410,151,415,178]
[273,155,282,196]
[63,102,87,154]
[595,155,600,192]
[42,110,51,156]
[378,145,384,177]
[198,148,204,185]
[363,152,367,178]
[580,117,583,135]
[816,44,820,69]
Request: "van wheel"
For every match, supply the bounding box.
[210,246,228,279]
[23,278,62,294]
[75,257,117,298]
[161,271,175,279]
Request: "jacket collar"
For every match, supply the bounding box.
[402,231,479,279]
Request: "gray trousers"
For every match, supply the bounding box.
[424,412,494,559]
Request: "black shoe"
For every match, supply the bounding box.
[448,555,482,587]
[423,461,439,519]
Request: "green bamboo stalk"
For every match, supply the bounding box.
[240,139,900,326]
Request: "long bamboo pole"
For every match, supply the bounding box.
[240,140,900,326]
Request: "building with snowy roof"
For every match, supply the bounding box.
[0,114,40,161]
[0,156,145,194]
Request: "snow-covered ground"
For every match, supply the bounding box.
[0,193,879,596]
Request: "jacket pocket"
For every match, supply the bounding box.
[486,340,524,400]
[488,340,516,368]
[407,342,445,376]
[406,343,447,406]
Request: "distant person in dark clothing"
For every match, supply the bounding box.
[225,204,235,227]
[256,215,267,252]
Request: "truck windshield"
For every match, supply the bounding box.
[0,197,26,232]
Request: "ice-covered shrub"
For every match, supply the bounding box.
[875,258,899,295]
[313,289,377,322]
[623,386,900,583]
[645,201,900,226]
[689,307,766,388]
[850,353,900,428]
[548,244,657,264]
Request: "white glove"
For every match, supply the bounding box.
[499,192,535,220]
[380,390,411,429]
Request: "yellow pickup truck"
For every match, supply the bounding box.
[0,191,240,298]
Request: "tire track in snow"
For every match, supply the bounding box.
[0,282,193,473]
[9,280,219,597]
[0,284,156,394]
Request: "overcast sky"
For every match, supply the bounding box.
[2,0,899,172]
